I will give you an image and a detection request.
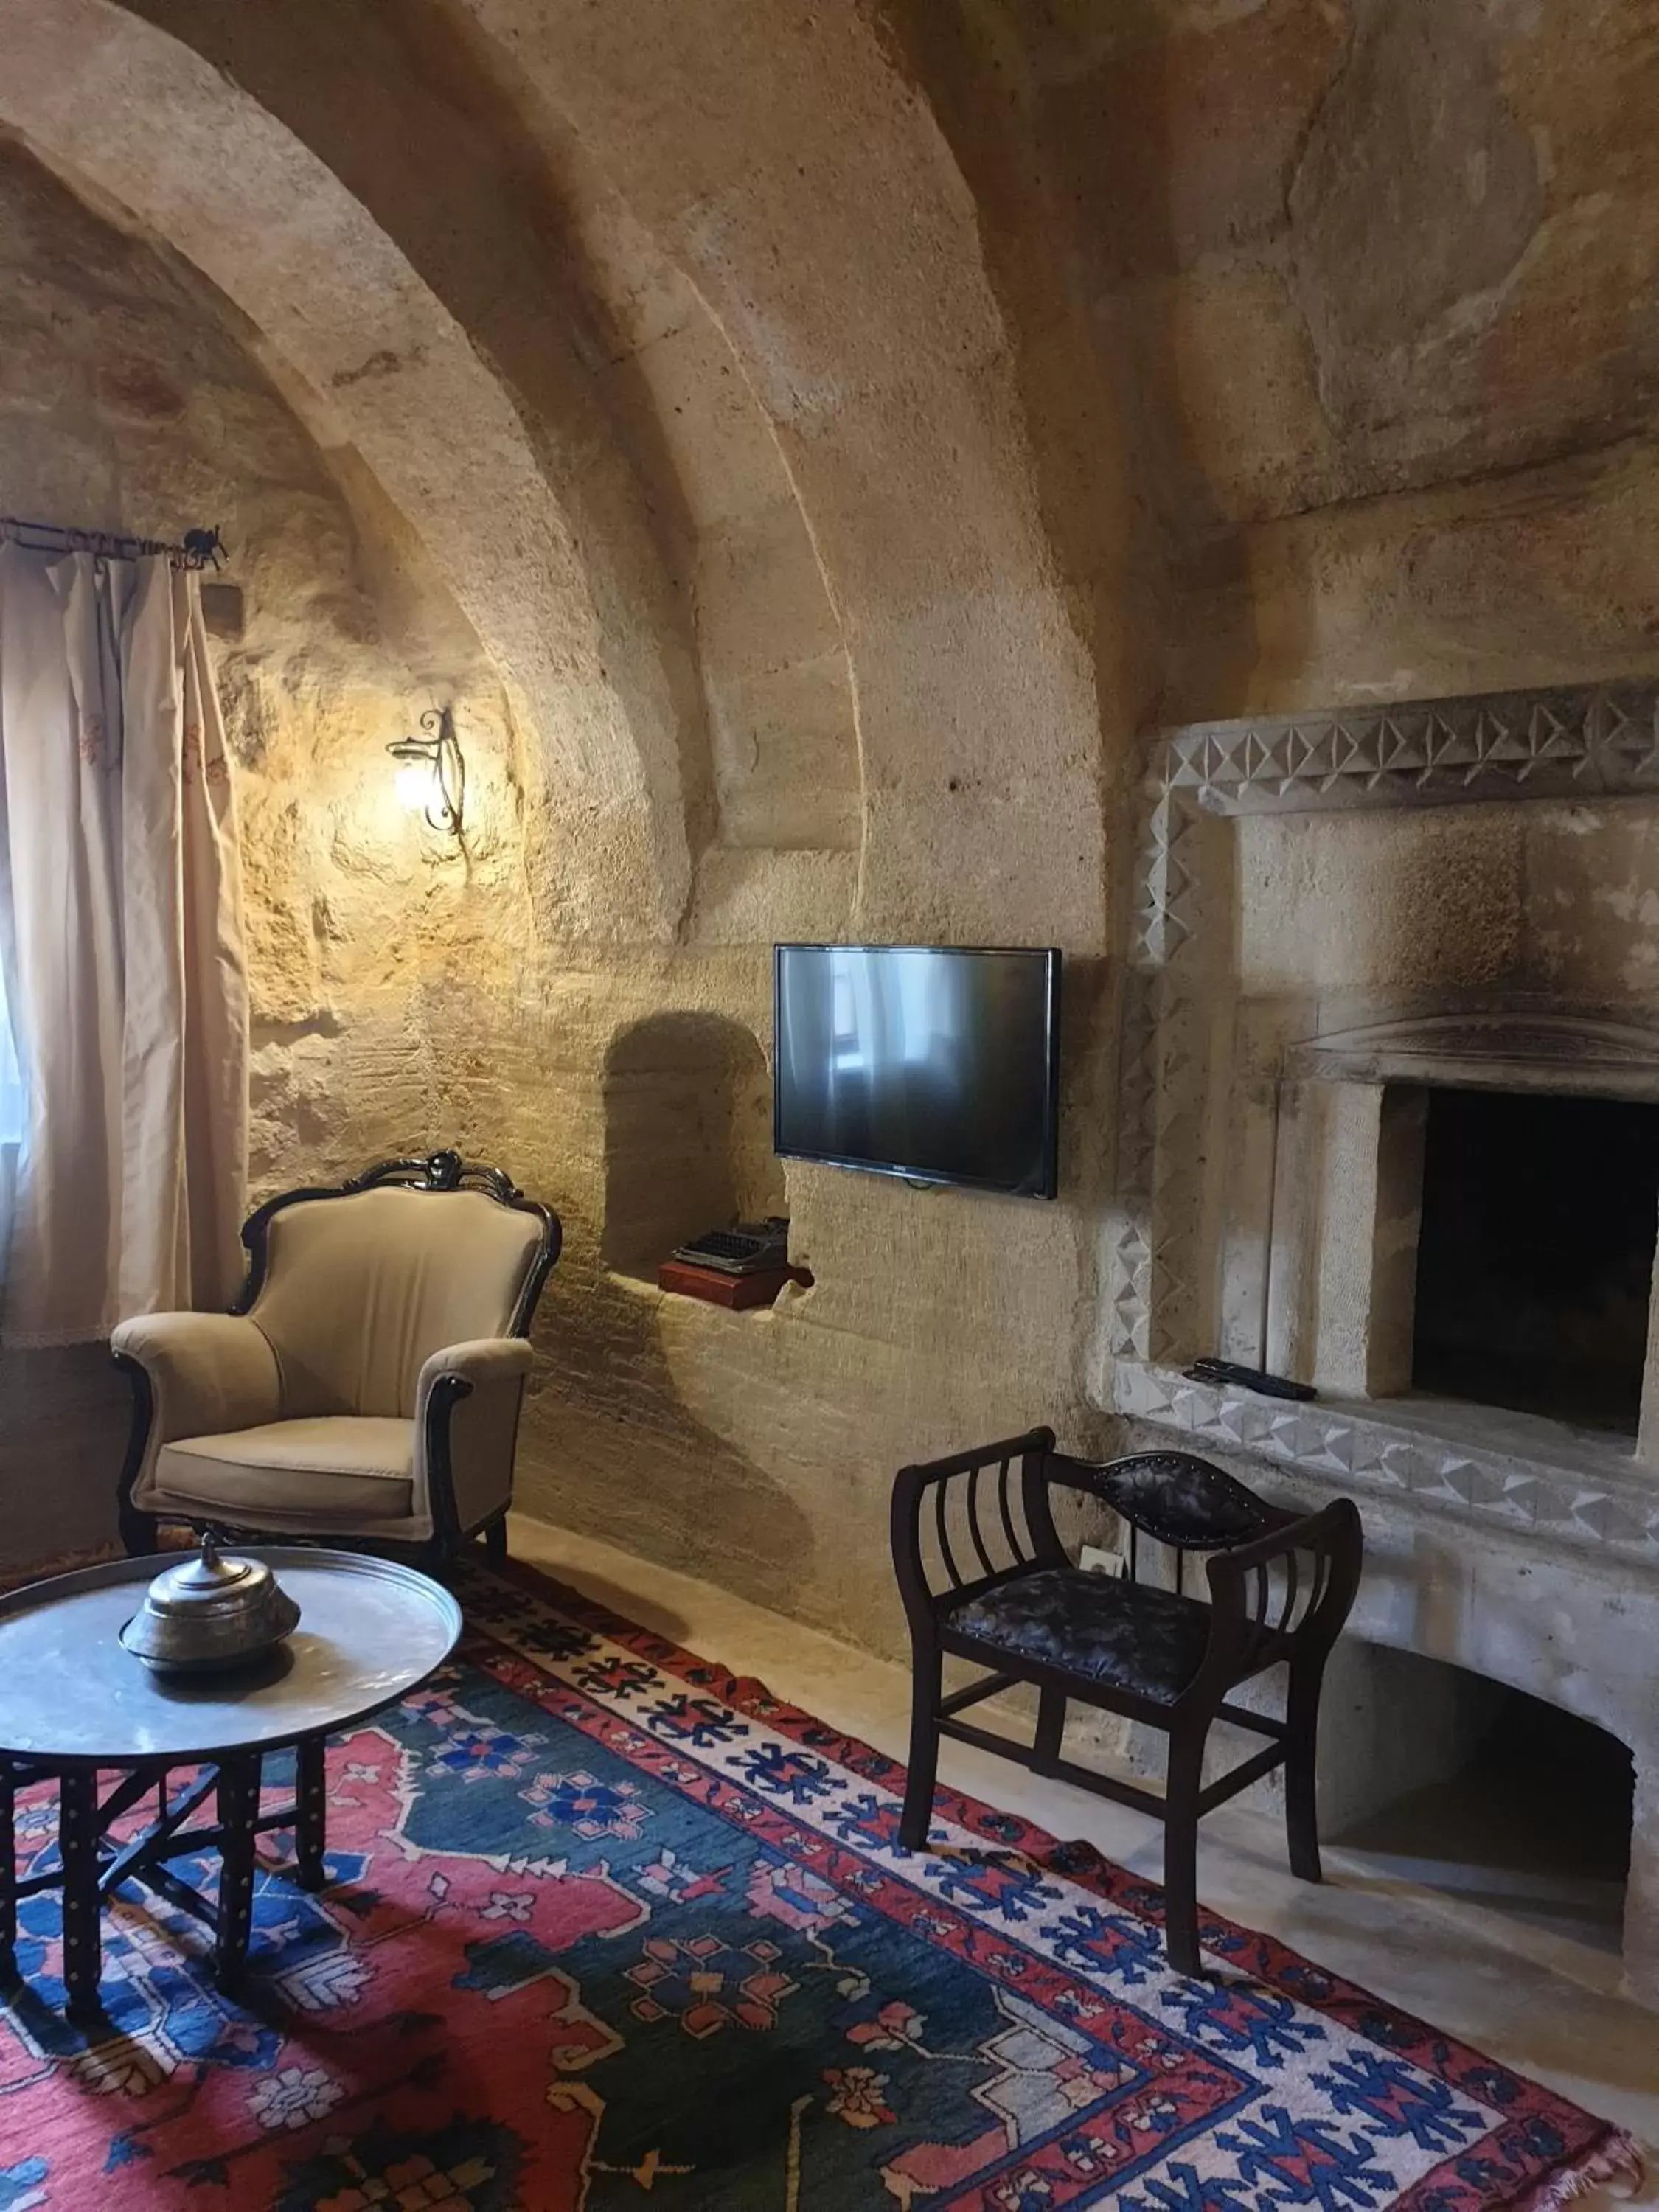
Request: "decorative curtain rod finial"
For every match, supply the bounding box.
[181,526,226,571]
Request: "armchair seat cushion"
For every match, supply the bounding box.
[155,1417,414,1523]
[944,1568,1213,1705]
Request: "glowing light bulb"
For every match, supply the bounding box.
[395,760,433,815]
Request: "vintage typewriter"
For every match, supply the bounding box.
[669,1218,790,1276]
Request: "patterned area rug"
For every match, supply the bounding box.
[1,1559,1643,2210]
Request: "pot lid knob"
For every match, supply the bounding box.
[143,1534,276,1617]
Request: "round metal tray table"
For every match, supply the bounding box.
[0,1548,462,2022]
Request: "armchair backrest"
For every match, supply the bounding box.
[237,1154,557,1419]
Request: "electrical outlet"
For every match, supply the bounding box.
[1079,1545,1125,1577]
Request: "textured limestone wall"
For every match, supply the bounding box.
[0,136,526,1568]
[3,0,1109,1658]
[877,0,1659,720]
[0,0,1119,1657]
[6,0,1659,1686]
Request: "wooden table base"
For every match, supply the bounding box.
[0,1741,329,2023]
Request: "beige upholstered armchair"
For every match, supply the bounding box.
[111,1151,560,1568]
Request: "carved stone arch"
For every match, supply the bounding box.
[0,0,696,941]
[114,0,869,906]
[453,0,1105,950]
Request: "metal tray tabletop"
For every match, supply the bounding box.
[0,1548,462,1766]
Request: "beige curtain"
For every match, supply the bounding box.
[0,543,248,1344]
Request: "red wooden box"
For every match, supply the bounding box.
[657,1259,811,1309]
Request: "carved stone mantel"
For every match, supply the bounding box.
[1288,1006,1659,1098]
[1114,1361,1659,1569]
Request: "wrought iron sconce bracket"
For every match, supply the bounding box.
[387,706,465,837]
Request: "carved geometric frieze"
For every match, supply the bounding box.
[1163,680,1659,818]
[1134,787,1200,964]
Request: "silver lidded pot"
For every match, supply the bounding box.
[119,1535,301,1674]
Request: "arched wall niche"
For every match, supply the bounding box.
[1,0,1119,1668]
[600,1013,782,1276]
[21,0,872,936]
[0,127,540,1572]
[16,0,1109,947]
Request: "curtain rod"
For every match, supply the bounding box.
[0,515,225,569]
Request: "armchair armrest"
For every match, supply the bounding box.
[111,1312,283,1545]
[414,1338,536,1402]
[1198,1498,1364,1686]
[414,1338,536,1543]
[111,1311,282,1442]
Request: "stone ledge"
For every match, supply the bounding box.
[602,1264,803,1320]
[1112,1360,1659,1571]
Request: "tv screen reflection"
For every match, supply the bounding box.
[773,945,1059,1197]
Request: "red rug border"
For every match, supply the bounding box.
[472,1552,1646,2212]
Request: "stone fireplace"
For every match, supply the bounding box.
[1097,679,1659,2006]
[1409,1085,1659,1436]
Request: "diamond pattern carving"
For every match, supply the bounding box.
[1164,681,1659,817]
[1113,1364,1659,1568]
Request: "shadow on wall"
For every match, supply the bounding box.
[600,1012,784,1276]
[517,1263,820,1627]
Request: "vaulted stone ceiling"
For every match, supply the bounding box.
[7,0,1658,931]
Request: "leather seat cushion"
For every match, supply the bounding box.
[156,1417,415,1521]
[945,1568,1213,1704]
[1096,1453,1278,1548]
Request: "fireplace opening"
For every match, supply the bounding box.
[1409,1085,1659,1433]
[1335,1672,1633,1952]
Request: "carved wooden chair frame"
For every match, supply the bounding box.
[114,1150,561,1571]
[891,1427,1363,1975]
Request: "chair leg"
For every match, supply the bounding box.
[119,1506,160,1558]
[1162,1719,1207,1978]
[1284,1657,1326,1885]
[483,1514,508,1568]
[1034,1687,1065,1774]
[0,1759,15,1975]
[898,1646,942,1851]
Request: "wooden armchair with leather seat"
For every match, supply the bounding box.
[891,1427,1363,1976]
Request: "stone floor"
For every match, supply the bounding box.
[507,1512,1659,2192]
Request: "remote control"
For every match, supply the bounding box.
[1183,1357,1316,1403]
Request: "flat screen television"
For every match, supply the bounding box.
[773,943,1060,1198]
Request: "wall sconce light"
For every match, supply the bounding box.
[387,706,465,836]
